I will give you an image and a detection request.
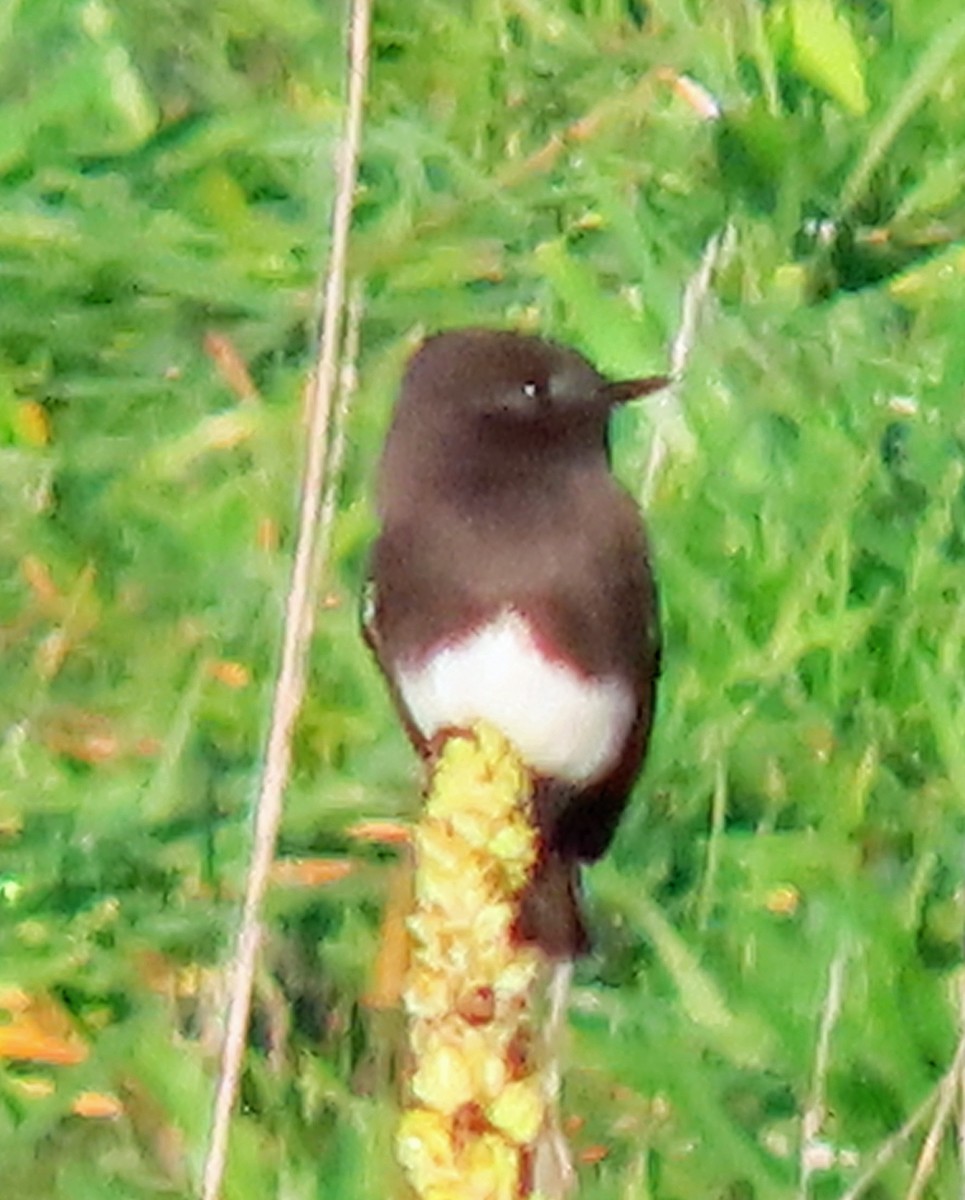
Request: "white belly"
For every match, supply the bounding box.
[396,609,634,784]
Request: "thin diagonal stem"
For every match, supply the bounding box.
[199,2,372,1197]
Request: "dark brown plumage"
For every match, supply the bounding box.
[364,329,665,956]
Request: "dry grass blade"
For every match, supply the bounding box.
[905,972,965,1200]
[640,225,729,506]
[198,1,373,1197]
[695,755,727,933]
[958,975,965,1200]
[302,280,365,649]
[799,949,847,1200]
[905,1063,959,1200]
[838,988,965,1200]
[838,1090,939,1200]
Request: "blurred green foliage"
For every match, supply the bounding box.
[2,0,965,1197]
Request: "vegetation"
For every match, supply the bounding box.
[2,1,965,1197]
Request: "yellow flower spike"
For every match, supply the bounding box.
[412,1041,475,1113]
[463,1134,520,1200]
[447,806,501,849]
[397,1108,457,1187]
[487,1078,545,1145]
[398,723,551,1199]
[404,969,452,1020]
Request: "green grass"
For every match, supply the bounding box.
[2,1,965,1197]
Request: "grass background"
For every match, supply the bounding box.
[2,0,965,1197]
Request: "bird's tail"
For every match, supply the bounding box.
[515,846,589,959]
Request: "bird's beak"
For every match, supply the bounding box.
[600,375,670,406]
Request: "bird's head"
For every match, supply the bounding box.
[398,329,667,430]
[377,329,668,516]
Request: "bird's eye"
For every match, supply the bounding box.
[499,378,549,416]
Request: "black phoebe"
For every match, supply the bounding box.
[364,329,666,958]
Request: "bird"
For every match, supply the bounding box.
[363,328,666,959]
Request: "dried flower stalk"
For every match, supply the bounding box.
[397,723,551,1200]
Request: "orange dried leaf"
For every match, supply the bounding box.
[0,993,87,1065]
[206,659,250,689]
[365,863,413,1010]
[577,1144,611,1166]
[21,556,60,606]
[204,331,259,403]
[656,67,722,120]
[347,819,412,846]
[40,710,121,764]
[0,1020,87,1065]
[270,858,354,888]
[68,733,119,764]
[72,1091,123,1119]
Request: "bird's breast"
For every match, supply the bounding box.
[395,608,635,785]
